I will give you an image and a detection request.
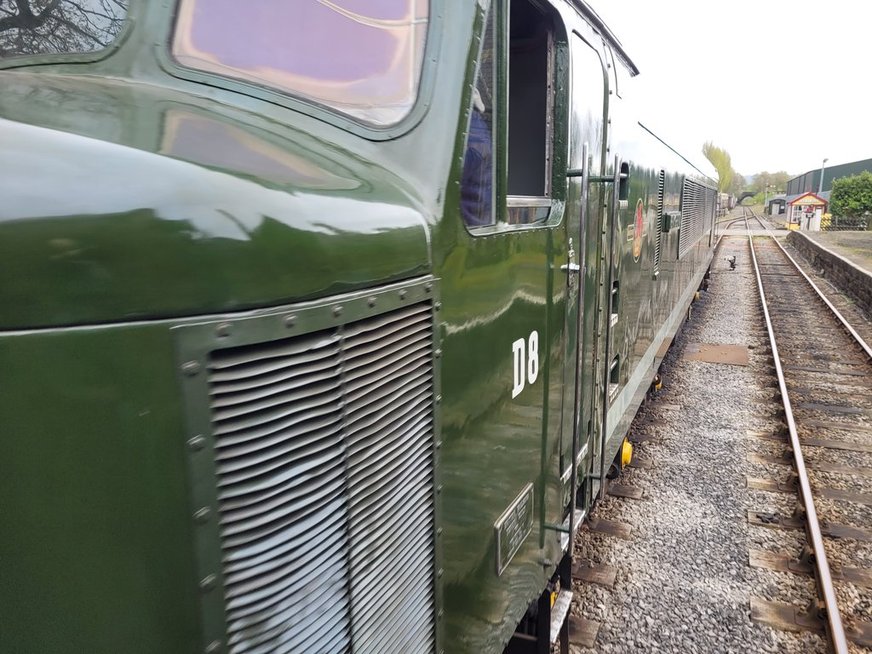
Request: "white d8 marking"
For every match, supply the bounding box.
[527,331,539,385]
[512,331,540,399]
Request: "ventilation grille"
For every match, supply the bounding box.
[653,170,664,271]
[704,186,714,234]
[205,303,435,654]
[678,179,708,258]
[344,307,435,654]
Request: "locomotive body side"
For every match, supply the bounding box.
[598,60,718,498]
[436,2,716,649]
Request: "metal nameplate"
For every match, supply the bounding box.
[494,483,534,576]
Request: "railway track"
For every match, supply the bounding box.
[746,210,872,652]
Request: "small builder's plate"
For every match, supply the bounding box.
[494,483,534,576]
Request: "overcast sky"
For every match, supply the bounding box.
[589,0,869,178]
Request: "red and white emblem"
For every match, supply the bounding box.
[633,199,644,262]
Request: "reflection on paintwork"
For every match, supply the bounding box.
[160,110,360,191]
[0,119,408,240]
[0,116,430,328]
[0,75,130,142]
[442,289,546,336]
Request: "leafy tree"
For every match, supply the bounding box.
[702,141,734,193]
[751,171,772,193]
[777,172,790,188]
[829,171,872,219]
[727,170,745,197]
[0,0,126,58]
[750,171,790,194]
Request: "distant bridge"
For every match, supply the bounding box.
[736,191,756,205]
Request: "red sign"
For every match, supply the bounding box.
[633,199,644,262]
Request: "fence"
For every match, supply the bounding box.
[820,213,872,232]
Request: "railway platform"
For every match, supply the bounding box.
[790,231,872,276]
[785,230,872,317]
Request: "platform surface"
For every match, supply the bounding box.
[801,231,872,276]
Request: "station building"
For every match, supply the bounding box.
[786,192,827,231]
[784,157,872,230]
[766,195,786,216]
[786,157,872,200]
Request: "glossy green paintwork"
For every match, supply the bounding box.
[0,1,462,650]
[0,74,430,329]
[0,324,200,652]
[0,1,716,653]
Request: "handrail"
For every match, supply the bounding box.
[597,155,621,500]
[567,142,591,549]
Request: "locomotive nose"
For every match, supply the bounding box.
[0,115,431,329]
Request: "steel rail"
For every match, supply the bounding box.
[748,208,872,360]
[746,218,850,653]
[747,208,769,231]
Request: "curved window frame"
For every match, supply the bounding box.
[0,0,134,71]
[159,1,443,142]
[461,0,569,237]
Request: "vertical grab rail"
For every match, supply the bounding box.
[570,155,626,501]
[566,142,591,547]
[598,155,623,499]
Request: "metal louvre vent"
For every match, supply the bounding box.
[704,187,714,233]
[678,178,706,259]
[653,170,665,272]
[204,302,435,654]
[344,307,435,654]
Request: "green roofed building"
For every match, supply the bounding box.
[787,157,872,197]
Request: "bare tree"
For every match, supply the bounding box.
[0,0,127,58]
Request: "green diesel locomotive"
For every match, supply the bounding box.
[0,1,716,652]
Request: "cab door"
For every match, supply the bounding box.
[558,29,608,530]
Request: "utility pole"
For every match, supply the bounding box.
[818,158,829,195]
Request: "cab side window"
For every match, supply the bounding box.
[507,0,552,223]
[461,0,558,230]
[460,9,495,227]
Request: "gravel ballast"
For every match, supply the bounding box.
[569,233,827,653]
